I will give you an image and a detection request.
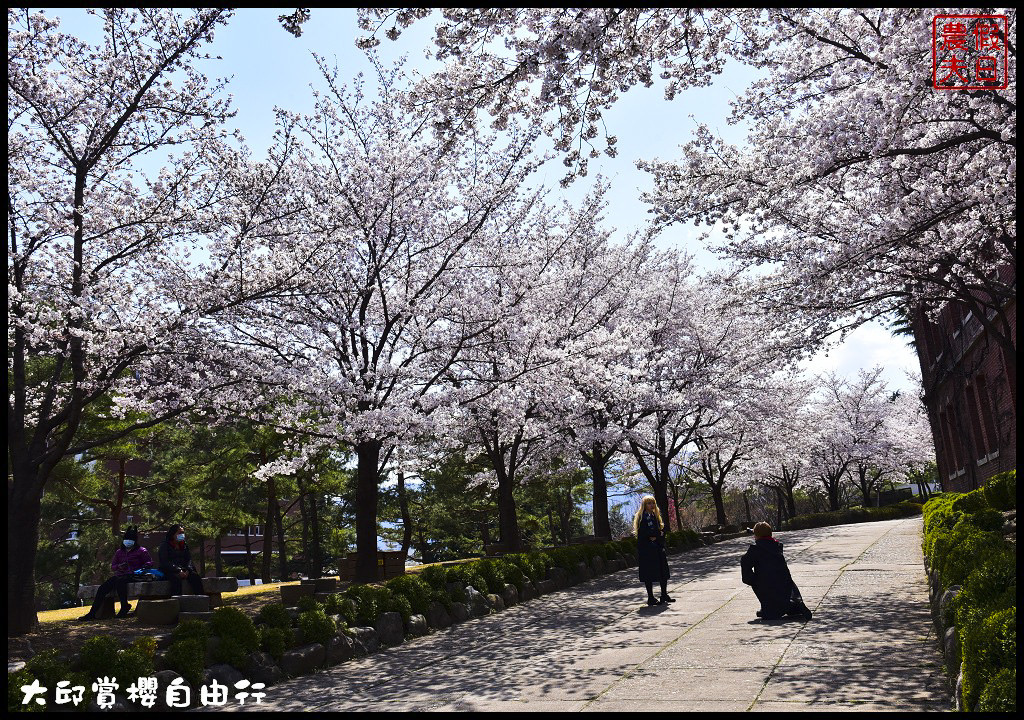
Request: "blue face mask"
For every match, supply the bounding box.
[176,534,185,543]
[123,540,135,548]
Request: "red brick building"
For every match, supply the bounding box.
[912,268,1016,492]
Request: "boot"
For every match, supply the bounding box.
[76,609,97,622]
[647,596,659,606]
[116,604,132,618]
[659,594,676,604]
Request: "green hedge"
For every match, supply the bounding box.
[783,500,923,531]
[922,470,1015,713]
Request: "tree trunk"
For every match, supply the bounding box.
[275,500,287,580]
[244,526,255,585]
[495,463,523,551]
[262,475,276,584]
[742,490,752,525]
[354,440,382,583]
[397,471,413,559]
[112,459,126,538]
[711,481,728,526]
[309,488,322,579]
[297,476,310,577]
[215,535,223,576]
[8,478,44,635]
[586,447,611,540]
[668,479,685,533]
[198,537,206,577]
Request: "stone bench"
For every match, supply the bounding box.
[78,577,238,619]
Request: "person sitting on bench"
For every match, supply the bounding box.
[158,524,204,596]
[78,526,153,620]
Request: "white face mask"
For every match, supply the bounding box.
[124,539,135,548]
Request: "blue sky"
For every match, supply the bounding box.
[42,8,922,395]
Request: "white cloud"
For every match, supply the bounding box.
[800,319,922,393]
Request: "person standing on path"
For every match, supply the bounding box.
[741,522,812,621]
[78,526,153,620]
[158,524,204,596]
[634,495,675,606]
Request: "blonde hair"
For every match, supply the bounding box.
[633,495,664,534]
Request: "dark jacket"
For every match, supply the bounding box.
[636,512,670,583]
[741,537,803,618]
[158,538,196,575]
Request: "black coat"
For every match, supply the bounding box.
[636,512,670,583]
[741,538,803,618]
[158,540,196,575]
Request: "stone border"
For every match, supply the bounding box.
[924,554,963,711]
[129,550,645,708]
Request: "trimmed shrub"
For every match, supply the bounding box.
[962,607,1016,711]
[322,592,349,620]
[344,584,404,625]
[9,667,44,713]
[951,489,989,515]
[521,552,548,583]
[784,501,923,531]
[493,558,525,592]
[474,559,507,594]
[953,549,1016,635]
[978,668,1016,712]
[113,638,155,686]
[418,565,448,592]
[78,635,119,680]
[385,592,413,623]
[446,563,488,599]
[213,637,250,669]
[983,470,1015,512]
[256,602,292,630]
[939,525,1008,588]
[24,649,72,691]
[172,618,210,646]
[164,637,205,687]
[429,588,453,612]
[259,626,290,662]
[386,575,433,617]
[297,594,323,613]
[923,487,1016,713]
[961,507,1005,532]
[210,606,259,655]
[298,608,337,647]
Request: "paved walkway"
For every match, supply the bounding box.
[222,517,951,712]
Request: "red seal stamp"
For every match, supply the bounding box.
[932,14,1009,90]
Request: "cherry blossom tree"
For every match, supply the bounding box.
[746,377,819,523]
[548,231,667,539]
[354,8,1015,359]
[7,8,316,634]
[806,368,896,511]
[640,9,1016,363]
[447,184,624,551]
[351,8,768,185]
[230,60,547,580]
[847,388,936,506]
[619,260,794,526]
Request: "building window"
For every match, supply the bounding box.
[964,385,987,462]
[975,375,1000,456]
[941,406,963,473]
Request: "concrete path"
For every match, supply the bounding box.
[222,517,951,712]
